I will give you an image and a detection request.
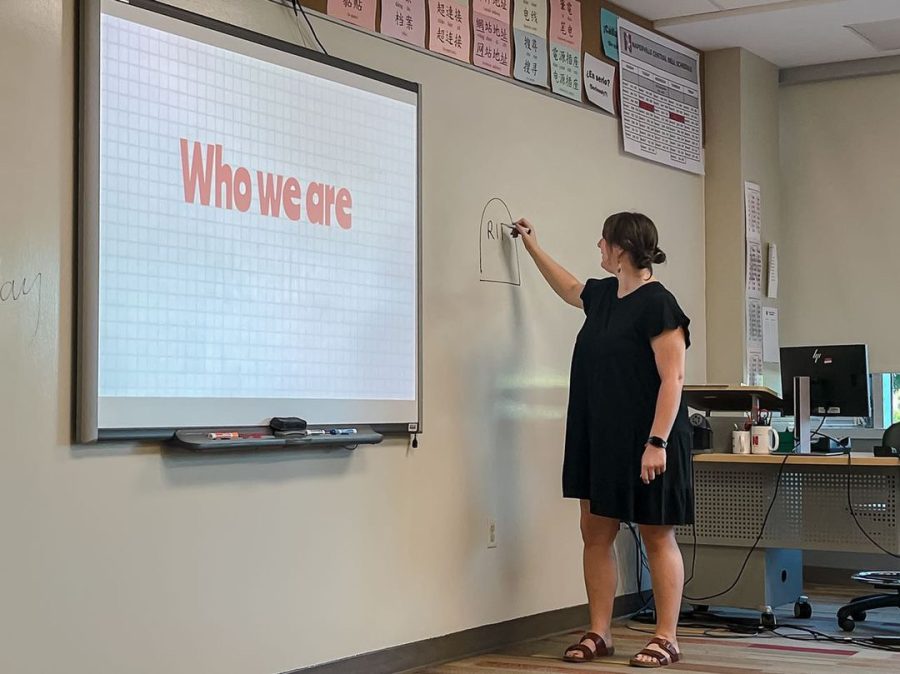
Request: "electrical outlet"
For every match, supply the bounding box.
[487,519,497,548]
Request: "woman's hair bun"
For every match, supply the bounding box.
[651,247,666,265]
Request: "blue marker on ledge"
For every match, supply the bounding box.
[328,428,357,435]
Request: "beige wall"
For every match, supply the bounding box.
[703,48,781,386]
[0,2,706,673]
[779,72,900,373]
[703,49,745,384]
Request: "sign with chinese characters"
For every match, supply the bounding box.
[474,0,510,22]
[429,0,471,62]
[551,44,581,100]
[550,0,581,48]
[380,0,426,47]
[474,14,512,75]
[327,0,377,30]
[473,0,511,76]
[550,0,582,100]
[513,0,549,88]
[513,29,548,86]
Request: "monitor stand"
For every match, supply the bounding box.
[809,447,845,456]
[795,378,849,455]
[793,375,811,454]
[809,436,850,456]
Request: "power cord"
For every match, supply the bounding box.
[289,0,329,54]
[769,623,900,653]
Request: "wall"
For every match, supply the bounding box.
[703,48,781,386]
[703,49,744,385]
[779,72,900,374]
[0,2,706,673]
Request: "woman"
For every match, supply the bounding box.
[514,212,692,668]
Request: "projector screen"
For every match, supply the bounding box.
[79,0,420,440]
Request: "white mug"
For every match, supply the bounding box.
[751,426,780,454]
[732,430,751,454]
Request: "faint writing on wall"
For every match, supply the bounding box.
[0,269,42,338]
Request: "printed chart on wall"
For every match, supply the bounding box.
[744,181,763,385]
[617,19,703,174]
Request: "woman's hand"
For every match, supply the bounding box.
[513,218,538,252]
[640,445,667,484]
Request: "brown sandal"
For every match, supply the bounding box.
[629,637,681,668]
[562,631,614,662]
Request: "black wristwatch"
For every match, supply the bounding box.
[647,435,668,449]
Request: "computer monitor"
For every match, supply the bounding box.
[780,345,871,418]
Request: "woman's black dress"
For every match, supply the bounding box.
[562,277,694,525]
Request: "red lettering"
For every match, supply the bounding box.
[283,177,302,221]
[234,167,252,212]
[214,144,233,209]
[257,171,284,217]
[323,184,336,226]
[336,188,352,229]
[306,182,324,225]
[179,139,214,205]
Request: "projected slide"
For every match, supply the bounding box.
[87,2,419,432]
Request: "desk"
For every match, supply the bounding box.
[677,452,900,618]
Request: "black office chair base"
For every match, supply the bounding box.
[837,571,900,632]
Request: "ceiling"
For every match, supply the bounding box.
[611,0,900,67]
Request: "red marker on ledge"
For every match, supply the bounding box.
[207,431,240,440]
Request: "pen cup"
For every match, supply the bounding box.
[732,430,751,455]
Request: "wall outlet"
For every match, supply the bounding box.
[487,519,497,548]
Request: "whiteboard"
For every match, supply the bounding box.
[78,0,422,439]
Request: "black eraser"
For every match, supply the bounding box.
[269,416,308,431]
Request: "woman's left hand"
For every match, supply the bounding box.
[640,445,667,484]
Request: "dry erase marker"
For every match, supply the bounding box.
[305,429,327,436]
[208,431,240,440]
[328,428,357,435]
[508,221,530,238]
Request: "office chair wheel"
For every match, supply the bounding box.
[793,598,812,619]
[839,616,856,632]
[761,611,777,628]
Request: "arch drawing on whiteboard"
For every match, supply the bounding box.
[479,197,520,286]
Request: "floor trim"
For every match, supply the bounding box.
[287,592,644,674]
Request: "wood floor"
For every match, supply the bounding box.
[413,585,900,674]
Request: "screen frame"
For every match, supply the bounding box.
[77,0,422,441]
[779,344,872,418]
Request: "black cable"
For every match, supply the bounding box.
[633,608,900,653]
[290,0,329,55]
[683,452,789,602]
[769,624,900,653]
[625,523,654,615]
[684,454,698,586]
[682,418,826,602]
[845,450,900,559]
